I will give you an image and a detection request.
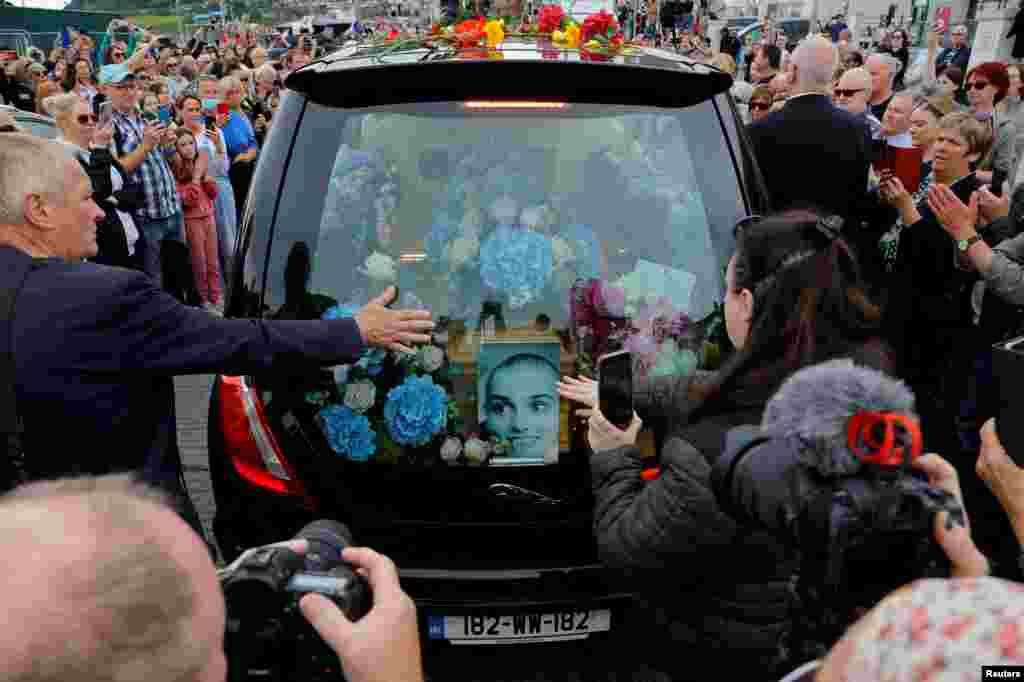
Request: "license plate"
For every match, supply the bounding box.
[428,610,611,645]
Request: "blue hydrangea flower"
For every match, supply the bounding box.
[480,226,553,309]
[323,305,387,375]
[316,404,377,461]
[383,375,448,447]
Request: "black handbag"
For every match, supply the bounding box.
[0,249,36,493]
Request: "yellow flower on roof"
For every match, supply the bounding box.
[485,19,505,47]
[553,23,580,48]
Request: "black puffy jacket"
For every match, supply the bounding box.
[590,342,894,681]
[590,373,796,681]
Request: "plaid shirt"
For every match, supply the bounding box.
[112,111,182,222]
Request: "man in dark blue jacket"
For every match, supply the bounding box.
[747,35,872,226]
[0,134,434,533]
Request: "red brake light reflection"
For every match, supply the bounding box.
[462,101,570,110]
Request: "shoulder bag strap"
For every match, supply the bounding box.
[0,251,37,491]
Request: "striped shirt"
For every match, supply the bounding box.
[112,111,182,222]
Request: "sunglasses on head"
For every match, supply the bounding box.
[77,113,97,125]
[967,81,990,91]
[834,88,864,98]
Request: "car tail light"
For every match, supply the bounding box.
[217,374,311,502]
[462,101,570,110]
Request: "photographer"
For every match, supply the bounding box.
[559,211,891,681]
[0,475,424,682]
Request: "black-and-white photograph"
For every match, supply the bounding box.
[478,337,562,465]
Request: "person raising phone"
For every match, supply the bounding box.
[102,65,185,286]
[558,211,891,682]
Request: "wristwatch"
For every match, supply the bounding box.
[957,234,982,252]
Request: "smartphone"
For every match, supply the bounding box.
[598,350,634,431]
[158,106,171,124]
[97,100,113,129]
[216,102,230,117]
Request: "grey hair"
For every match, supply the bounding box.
[0,475,207,682]
[842,66,873,98]
[762,359,916,477]
[792,35,838,92]
[0,135,75,225]
[41,92,83,121]
[870,52,903,87]
[218,75,241,96]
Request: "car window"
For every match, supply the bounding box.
[262,99,743,453]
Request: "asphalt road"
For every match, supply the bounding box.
[173,373,672,682]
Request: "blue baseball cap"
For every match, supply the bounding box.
[98,63,136,85]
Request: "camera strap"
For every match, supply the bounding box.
[0,247,37,492]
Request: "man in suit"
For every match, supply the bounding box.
[747,34,872,224]
[0,135,434,534]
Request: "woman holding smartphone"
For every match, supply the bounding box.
[559,211,891,682]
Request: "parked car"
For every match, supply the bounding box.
[738,18,813,47]
[0,104,57,138]
[208,36,768,674]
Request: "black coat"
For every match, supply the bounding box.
[75,147,143,270]
[591,373,797,681]
[1009,9,1024,60]
[747,94,872,225]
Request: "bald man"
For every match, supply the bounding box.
[0,475,423,682]
[747,35,872,223]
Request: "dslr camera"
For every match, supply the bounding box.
[710,360,965,657]
[220,520,372,682]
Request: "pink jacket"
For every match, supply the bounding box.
[177,178,218,220]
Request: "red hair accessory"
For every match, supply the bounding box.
[847,411,922,467]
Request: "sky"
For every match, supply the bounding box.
[13,0,71,8]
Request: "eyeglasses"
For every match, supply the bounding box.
[112,52,125,58]
[967,81,991,91]
[77,114,97,125]
[750,101,772,111]
[834,88,865,98]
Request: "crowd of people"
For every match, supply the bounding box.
[11,15,1024,682]
[0,28,318,313]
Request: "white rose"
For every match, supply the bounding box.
[440,437,463,464]
[448,237,479,269]
[363,251,397,281]
[551,236,574,269]
[520,205,545,231]
[417,345,445,373]
[463,438,491,466]
[343,381,377,414]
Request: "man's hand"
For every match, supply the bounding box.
[160,125,177,146]
[586,409,642,454]
[299,547,424,682]
[977,418,1024,539]
[353,286,434,354]
[913,453,989,577]
[557,375,598,418]
[142,124,163,151]
[928,184,978,240]
[977,185,1010,223]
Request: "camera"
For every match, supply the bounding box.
[710,361,965,659]
[220,520,372,682]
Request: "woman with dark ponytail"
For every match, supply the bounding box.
[558,210,891,682]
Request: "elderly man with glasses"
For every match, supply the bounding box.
[936,25,971,78]
[834,66,883,139]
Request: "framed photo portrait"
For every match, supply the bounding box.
[478,336,563,466]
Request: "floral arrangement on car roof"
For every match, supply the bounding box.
[362,5,637,61]
[308,304,512,467]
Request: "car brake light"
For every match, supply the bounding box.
[462,101,570,110]
[218,375,310,501]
